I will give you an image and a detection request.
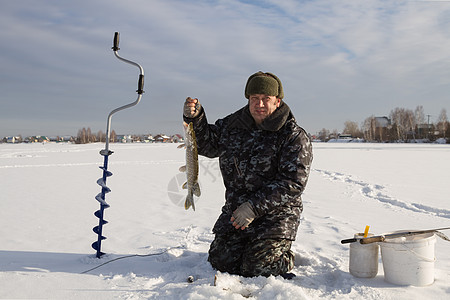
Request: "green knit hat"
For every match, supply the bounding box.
[244,71,284,99]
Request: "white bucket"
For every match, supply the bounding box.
[380,231,436,286]
[349,233,379,278]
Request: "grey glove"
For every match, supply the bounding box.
[183,97,202,118]
[231,202,256,230]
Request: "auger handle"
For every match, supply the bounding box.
[341,236,385,244]
[104,32,145,152]
[137,74,144,94]
[360,236,385,244]
[113,32,120,51]
[341,238,357,244]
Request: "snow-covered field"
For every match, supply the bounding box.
[1,142,449,299]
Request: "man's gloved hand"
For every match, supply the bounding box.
[231,202,256,230]
[183,97,201,118]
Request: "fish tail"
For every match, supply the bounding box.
[185,192,195,211]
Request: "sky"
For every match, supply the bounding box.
[1,0,450,137]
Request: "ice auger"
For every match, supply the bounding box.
[92,32,144,258]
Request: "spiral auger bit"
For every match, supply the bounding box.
[92,32,145,258]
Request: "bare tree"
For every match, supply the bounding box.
[76,128,87,144]
[343,121,360,137]
[110,130,117,143]
[390,108,414,141]
[318,128,329,141]
[76,127,101,144]
[415,105,425,125]
[97,130,106,143]
[87,127,96,143]
[437,108,448,138]
[362,116,376,141]
[330,129,339,140]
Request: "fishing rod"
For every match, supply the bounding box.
[341,227,450,245]
[92,32,145,258]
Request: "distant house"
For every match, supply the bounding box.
[154,134,170,143]
[25,136,49,143]
[40,136,50,143]
[375,117,391,128]
[49,136,64,142]
[47,136,74,143]
[6,136,21,143]
[375,117,391,141]
[327,134,353,143]
[338,134,352,140]
[417,123,434,138]
[171,134,183,143]
[143,135,155,143]
[117,135,132,143]
[61,136,75,143]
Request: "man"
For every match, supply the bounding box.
[183,71,312,278]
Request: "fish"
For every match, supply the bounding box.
[178,122,201,210]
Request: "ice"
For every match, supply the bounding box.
[0,142,449,299]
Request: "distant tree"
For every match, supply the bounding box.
[389,107,414,141]
[414,105,425,125]
[76,128,87,144]
[330,129,339,139]
[87,128,95,143]
[437,108,448,138]
[110,130,117,143]
[362,115,376,142]
[343,121,362,138]
[413,105,427,139]
[76,127,98,144]
[318,128,329,141]
[97,130,106,143]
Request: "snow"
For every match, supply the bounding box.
[1,142,449,299]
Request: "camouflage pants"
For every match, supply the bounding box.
[208,231,294,277]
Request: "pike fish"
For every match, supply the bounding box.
[178,122,201,211]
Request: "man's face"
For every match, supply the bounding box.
[248,94,281,124]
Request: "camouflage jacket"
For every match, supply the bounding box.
[184,101,312,240]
